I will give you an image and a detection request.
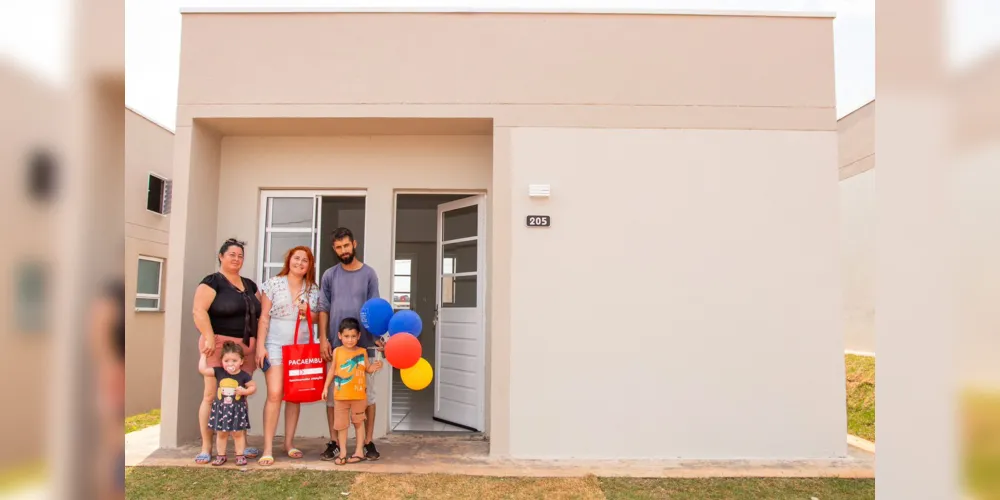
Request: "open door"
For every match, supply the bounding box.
[433,195,486,431]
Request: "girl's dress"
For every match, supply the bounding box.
[207,367,252,432]
[261,276,319,366]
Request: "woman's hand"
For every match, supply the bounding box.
[200,335,215,357]
[256,347,268,368]
[297,298,308,314]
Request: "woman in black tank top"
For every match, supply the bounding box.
[191,239,262,463]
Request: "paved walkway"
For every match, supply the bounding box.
[132,431,875,479]
[125,424,162,466]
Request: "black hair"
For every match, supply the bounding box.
[220,340,245,360]
[338,317,361,334]
[218,238,246,263]
[331,227,355,244]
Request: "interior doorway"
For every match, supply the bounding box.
[390,193,486,433]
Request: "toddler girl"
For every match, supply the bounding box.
[198,340,256,466]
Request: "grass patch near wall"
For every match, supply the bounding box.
[845,354,876,442]
[126,409,161,434]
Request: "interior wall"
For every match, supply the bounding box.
[506,127,844,459]
[395,242,437,368]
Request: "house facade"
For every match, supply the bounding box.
[162,7,846,460]
[126,107,174,416]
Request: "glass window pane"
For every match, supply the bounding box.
[270,198,314,229]
[394,259,411,276]
[268,232,313,263]
[442,204,478,241]
[392,293,411,309]
[136,259,161,295]
[441,275,476,308]
[441,240,477,274]
[135,298,159,310]
[394,276,411,294]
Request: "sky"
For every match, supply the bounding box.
[3,0,998,131]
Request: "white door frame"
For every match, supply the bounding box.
[387,190,488,433]
[256,189,367,284]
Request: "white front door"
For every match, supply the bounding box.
[434,195,486,431]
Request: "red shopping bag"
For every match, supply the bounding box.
[282,306,326,403]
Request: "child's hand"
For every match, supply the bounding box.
[321,389,328,401]
[370,360,383,373]
[236,387,249,397]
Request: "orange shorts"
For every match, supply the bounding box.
[203,335,257,373]
[333,399,367,431]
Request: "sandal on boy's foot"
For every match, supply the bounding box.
[211,455,227,467]
[258,455,275,466]
[244,447,260,459]
[194,452,212,465]
[286,448,303,459]
[235,455,247,467]
[333,456,347,466]
[363,442,381,461]
[347,455,365,464]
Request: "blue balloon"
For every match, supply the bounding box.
[388,310,423,338]
[359,298,393,336]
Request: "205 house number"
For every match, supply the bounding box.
[526,215,551,227]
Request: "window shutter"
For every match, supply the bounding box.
[162,179,173,215]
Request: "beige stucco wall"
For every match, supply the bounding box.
[164,10,842,458]
[125,108,174,415]
[506,127,844,459]
[838,102,876,354]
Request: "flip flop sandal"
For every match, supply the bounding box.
[194,452,211,465]
[347,455,365,464]
[334,456,347,466]
[258,455,275,467]
[244,447,260,459]
[286,448,304,459]
[211,455,227,467]
[235,455,247,466]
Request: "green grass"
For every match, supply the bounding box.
[125,468,875,500]
[0,461,46,493]
[125,409,162,434]
[599,477,875,500]
[125,468,357,499]
[845,354,875,442]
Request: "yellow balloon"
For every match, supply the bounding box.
[401,358,433,391]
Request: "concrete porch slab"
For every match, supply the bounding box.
[136,434,875,479]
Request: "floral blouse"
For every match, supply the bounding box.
[261,275,319,320]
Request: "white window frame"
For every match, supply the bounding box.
[135,255,164,312]
[256,190,368,285]
[146,172,169,216]
[392,254,416,310]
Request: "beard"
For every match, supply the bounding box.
[337,250,356,264]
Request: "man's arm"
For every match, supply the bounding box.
[366,269,380,300]
[317,271,333,361]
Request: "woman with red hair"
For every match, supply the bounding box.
[254,246,319,466]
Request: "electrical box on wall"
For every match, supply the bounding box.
[528,184,550,198]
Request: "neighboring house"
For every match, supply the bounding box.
[125,107,174,416]
[838,101,875,355]
[161,7,845,460]
[838,53,1000,388]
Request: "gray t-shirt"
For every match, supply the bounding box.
[317,263,380,348]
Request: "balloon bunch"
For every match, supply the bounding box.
[360,298,433,391]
